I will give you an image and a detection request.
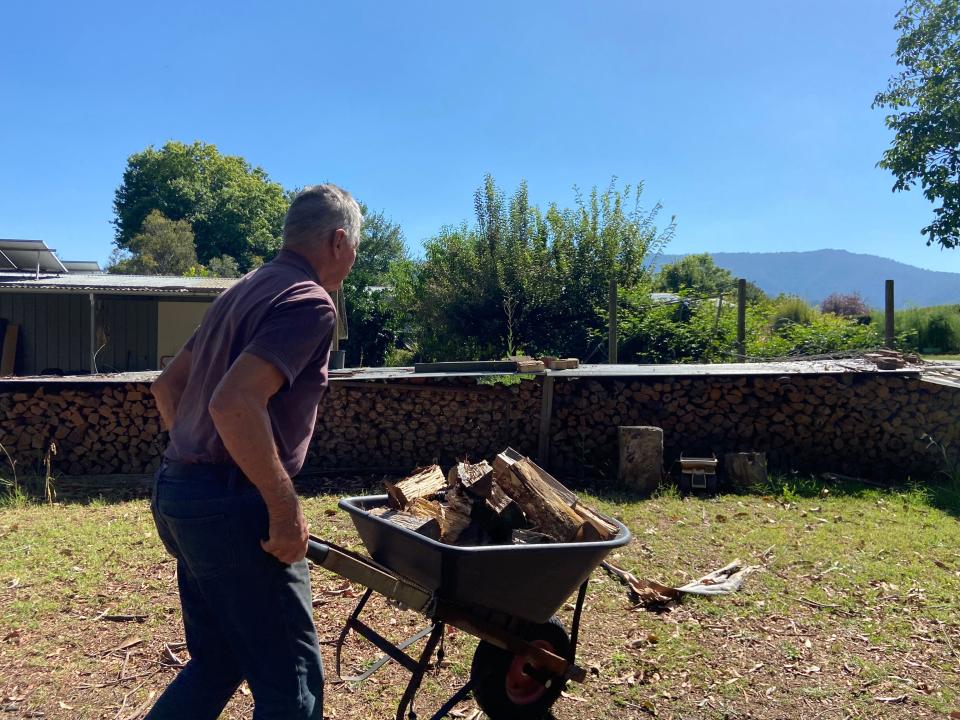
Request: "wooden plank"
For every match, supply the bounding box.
[1,323,19,376]
[414,360,519,374]
[332,381,510,397]
[515,360,545,372]
[543,357,579,370]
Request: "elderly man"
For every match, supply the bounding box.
[146,185,361,720]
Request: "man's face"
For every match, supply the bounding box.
[324,230,357,290]
[337,238,358,284]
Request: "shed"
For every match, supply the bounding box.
[0,270,235,375]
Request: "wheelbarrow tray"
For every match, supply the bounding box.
[339,495,631,623]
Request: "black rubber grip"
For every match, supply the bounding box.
[306,539,330,565]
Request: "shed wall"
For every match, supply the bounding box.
[96,296,158,372]
[157,300,211,366]
[0,292,90,374]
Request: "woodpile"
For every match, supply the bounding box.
[0,366,956,482]
[0,383,165,475]
[549,373,953,481]
[377,450,619,546]
[308,379,542,471]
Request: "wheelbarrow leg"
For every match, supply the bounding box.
[335,587,373,681]
[567,578,589,663]
[396,622,445,720]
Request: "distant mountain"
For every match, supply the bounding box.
[652,250,960,308]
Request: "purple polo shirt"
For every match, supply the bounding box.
[164,249,337,477]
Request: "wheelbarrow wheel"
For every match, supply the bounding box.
[470,617,570,720]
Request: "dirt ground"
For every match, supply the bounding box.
[1,473,958,719]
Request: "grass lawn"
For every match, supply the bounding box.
[1,474,958,720]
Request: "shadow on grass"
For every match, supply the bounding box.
[560,468,960,520]
[6,466,959,522]
[0,471,393,507]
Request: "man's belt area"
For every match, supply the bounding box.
[160,460,256,489]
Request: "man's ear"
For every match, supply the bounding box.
[331,228,348,257]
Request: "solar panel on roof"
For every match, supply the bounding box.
[0,239,67,274]
[62,260,102,273]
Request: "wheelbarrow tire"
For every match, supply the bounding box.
[470,617,570,720]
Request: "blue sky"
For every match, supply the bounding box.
[1,0,956,275]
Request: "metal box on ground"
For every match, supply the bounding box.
[679,454,719,493]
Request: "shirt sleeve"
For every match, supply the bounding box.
[244,291,337,386]
[183,328,199,352]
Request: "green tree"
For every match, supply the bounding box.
[341,209,413,366]
[207,254,241,278]
[113,141,289,269]
[874,0,960,248]
[107,210,198,275]
[654,253,736,295]
[412,176,675,361]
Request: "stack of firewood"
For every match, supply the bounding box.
[371,449,618,546]
[0,384,165,475]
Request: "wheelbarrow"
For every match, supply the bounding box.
[307,494,631,720]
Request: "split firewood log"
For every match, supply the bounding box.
[386,465,446,509]
[485,482,525,530]
[447,460,494,499]
[494,450,618,541]
[407,493,473,544]
[495,458,585,542]
[369,507,441,540]
[439,485,474,543]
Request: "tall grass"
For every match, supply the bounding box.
[871,304,960,354]
[770,295,816,331]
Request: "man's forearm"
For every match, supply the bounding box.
[209,394,295,503]
[153,383,178,431]
[151,349,192,432]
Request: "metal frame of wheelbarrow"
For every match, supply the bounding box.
[307,537,591,720]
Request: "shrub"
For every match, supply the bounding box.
[821,292,870,317]
[771,296,816,331]
[921,312,960,353]
[882,305,960,354]
[384,347,416,367]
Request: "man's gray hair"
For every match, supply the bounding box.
[283,184,363,249]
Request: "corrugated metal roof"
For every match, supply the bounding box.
[0,271,237,296]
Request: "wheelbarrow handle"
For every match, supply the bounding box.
[303,535,433,613]
[306,538,330,565]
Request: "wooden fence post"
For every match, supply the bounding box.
[885,279,895,349]
[608,276,618,364]
[735,278,747,361]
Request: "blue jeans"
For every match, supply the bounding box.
[146,461,323,720]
